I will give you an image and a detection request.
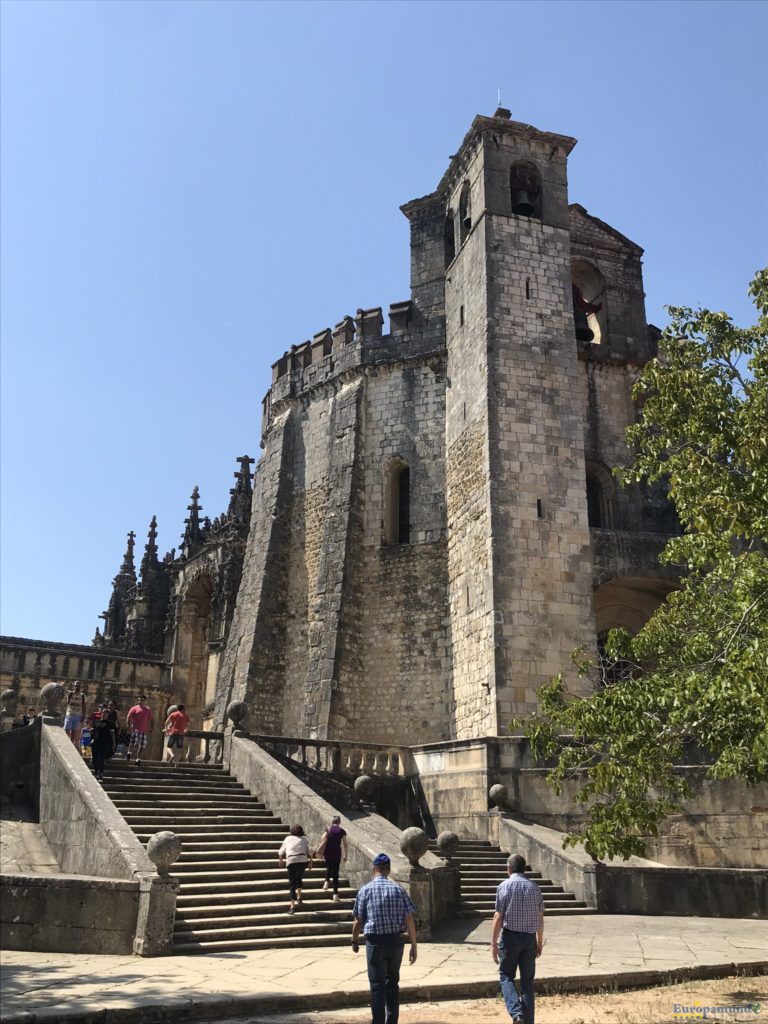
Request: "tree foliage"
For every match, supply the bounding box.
[517,270,768,860]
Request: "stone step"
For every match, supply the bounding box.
[113,803,278,816]
[124,816,285,827]
[172,867,332,884]
[175,886,357,909]
[173,859,339,874]
[175,877,335,895]
[175,907,353,931]
[460,897,581,910]
[459,883,564,895]
[134,825,287,836]
[173,933,351,953]
[107,762,223,773]
[457,906,595,918]
[174,893,355,916]
[173,920,351,943]
[176,850,291,863]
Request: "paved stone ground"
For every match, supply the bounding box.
[1,916,766,1023]
[0,804,59,875]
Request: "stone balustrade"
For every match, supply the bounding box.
[185,730,224,764]
[250,734,412,779]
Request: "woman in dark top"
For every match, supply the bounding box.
[90,709,114,782]
[315,815,347,900]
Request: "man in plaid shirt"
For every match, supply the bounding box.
[352,853,417,1024]
[490,853,544,1024]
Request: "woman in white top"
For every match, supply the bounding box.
[278,824,314,914]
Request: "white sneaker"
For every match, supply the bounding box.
[322,881,329,890]
[332,894,340,902]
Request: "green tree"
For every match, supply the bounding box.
[518,270,768,860]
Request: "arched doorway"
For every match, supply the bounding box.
[171,574,214,750]
[593,576,676,684]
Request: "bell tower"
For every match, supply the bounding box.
[431,109,596,736]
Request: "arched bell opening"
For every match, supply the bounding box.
[585,460,616,529]
[444,209,456,267]
[509,161,542,219]
[458,182,471,244]
[572,259,608,344]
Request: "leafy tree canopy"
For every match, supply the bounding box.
[517,270,768,860]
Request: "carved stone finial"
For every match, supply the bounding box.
[226,700,248,729]
[436,830,460,860]
[489,783,509,810]
[39,682,66,718]
[146,831,182,876]
[353,774,375,800]
[399,826,429,867]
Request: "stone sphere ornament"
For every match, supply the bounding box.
[436,830,460,860]
[400,826,429,867]
[489,783,509,810]
[39,682,66,716]
[353,774,376,800]
[146,831,182,876]
[1,688,17,713]
[226,700,248,729]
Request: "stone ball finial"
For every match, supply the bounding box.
[146,831,182,876]
[353,774,375,800]
[436,830,460,860]
[400,826,429,867]
[489,783,509,810]
[226,701,248,729]
[1,688,17,713]
[39,682,66,716]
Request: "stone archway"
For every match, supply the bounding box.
[170,574,214,747]
[593,576,676,636]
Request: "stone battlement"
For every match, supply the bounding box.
[262,299,445,429]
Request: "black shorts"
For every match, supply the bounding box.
[168,734,184,749]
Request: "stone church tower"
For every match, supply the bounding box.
[213,109,677,744]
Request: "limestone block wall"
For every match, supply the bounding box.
[485,212,596,720]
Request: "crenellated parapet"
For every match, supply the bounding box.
[262,299,445,430]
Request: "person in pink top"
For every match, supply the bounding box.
[125,695,153,766]
[163,703,191,767]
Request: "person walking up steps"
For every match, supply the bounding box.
[352,852,417,1024]
[163,703,190,766]
[315,814,347,901]
[90,706,114,782]
[277,825,313,915]
[125,695,153,765]
[490,853,544,1024]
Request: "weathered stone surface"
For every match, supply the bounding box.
[226,700,248,728]
[400,826,429,866]
[146,831,182,875]
[353,774,376,799]
[489,783,509,810]
[436,830,460,859]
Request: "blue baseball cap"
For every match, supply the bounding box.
[373,853,391,867]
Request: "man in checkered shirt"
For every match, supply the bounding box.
[352,853,417,1024]
[490,853,544,1024]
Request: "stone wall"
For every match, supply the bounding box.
[412,737,767,870]
[1,873,140,954]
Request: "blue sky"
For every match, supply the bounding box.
[2,0,766,644]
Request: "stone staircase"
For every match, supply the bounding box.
[435,839,594,917]
[102,760,356,953]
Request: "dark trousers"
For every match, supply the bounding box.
[325,857,341,892]
[365,935,405,1024]
[287,862,307,900]
[92,745,109,775]
[499,929,537,1024]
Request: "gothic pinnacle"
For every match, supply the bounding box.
[140,515,160,578]
[181,485,203,552]
[119,530,137,579]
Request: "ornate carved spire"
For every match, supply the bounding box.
[227,455,255,523]
[119,530,137,581]
[181,485,203,555]
[140,515,160,579]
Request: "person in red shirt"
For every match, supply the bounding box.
[125,696,153,766]
[163,703,190,767]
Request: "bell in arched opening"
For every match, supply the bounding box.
[511,188,536,216]
[572,284,600,342]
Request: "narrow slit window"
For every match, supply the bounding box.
[397,467,410,544]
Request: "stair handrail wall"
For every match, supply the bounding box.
[224,730,457,936]
[37,722,178,955]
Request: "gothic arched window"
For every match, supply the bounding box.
[585,461,615,529]
[384,458,411,546]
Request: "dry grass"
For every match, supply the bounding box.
[260,973,767,1024]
